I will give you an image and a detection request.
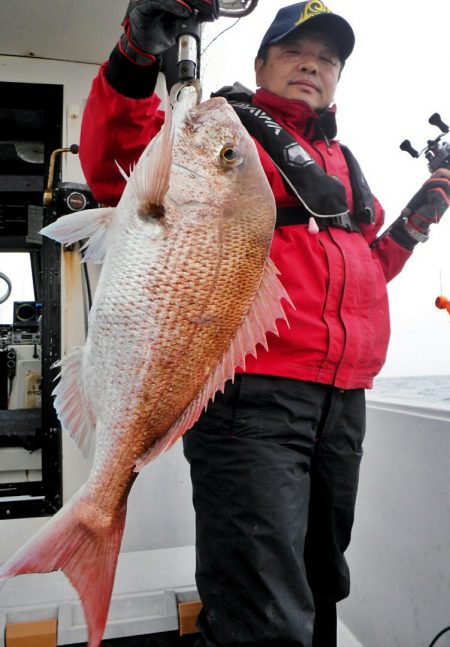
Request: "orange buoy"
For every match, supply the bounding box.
[435,295,450,313]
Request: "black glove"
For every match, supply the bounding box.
[401,174,450,242]
[120,0,219,64]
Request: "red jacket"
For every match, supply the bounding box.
[79,62,413,389]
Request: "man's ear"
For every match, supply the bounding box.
[254,57,263,87]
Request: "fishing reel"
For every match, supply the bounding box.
[400,113,450,173]
[219,0,259,17]
[402,114,450,314]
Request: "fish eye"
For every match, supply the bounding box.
[219,144,243,168]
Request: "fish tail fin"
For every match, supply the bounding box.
[0,490,127,647]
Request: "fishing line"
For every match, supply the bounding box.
[434,201,447,306]
[201,18,241,57]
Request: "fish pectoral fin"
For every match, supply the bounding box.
[53,348,96,458]
[40,206,114,263]
[130,93,174,212]
[135,257,293,471]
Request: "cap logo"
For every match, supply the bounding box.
[294,0,332,26]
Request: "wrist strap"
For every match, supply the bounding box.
[106,44,161,98]
[403,217,429,243]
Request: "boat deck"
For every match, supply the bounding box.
[1,399,449,647]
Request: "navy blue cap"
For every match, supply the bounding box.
[258,1,355,61]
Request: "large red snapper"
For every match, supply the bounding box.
[0,94,291,646]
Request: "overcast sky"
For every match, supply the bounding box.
[1,0,450,379]
[201,0,450,378]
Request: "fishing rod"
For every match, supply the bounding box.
[400,113,450,317]
[164,0,259,103]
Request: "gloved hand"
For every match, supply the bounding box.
[401,170,450,242]
[120,0,219,64]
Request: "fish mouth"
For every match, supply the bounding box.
[186,96,231,128]
[192,96,228,113]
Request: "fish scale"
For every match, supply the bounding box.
[0,94,292,646]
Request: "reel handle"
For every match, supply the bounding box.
[429,113,449,134]
[400,139,419,158]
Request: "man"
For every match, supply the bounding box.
[78,2,450,645]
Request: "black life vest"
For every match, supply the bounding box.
[212,86,375,231]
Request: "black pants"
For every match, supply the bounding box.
[183,375,365,647]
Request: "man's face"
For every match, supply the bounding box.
[254,31,342,111]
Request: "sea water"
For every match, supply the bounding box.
[369,374,450,409]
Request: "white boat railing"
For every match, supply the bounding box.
[339,399,450,647]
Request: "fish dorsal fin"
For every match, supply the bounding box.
[40,206,114,263]
[134,258,293,471]
[52,348,96,457]
[129,96,174,210]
